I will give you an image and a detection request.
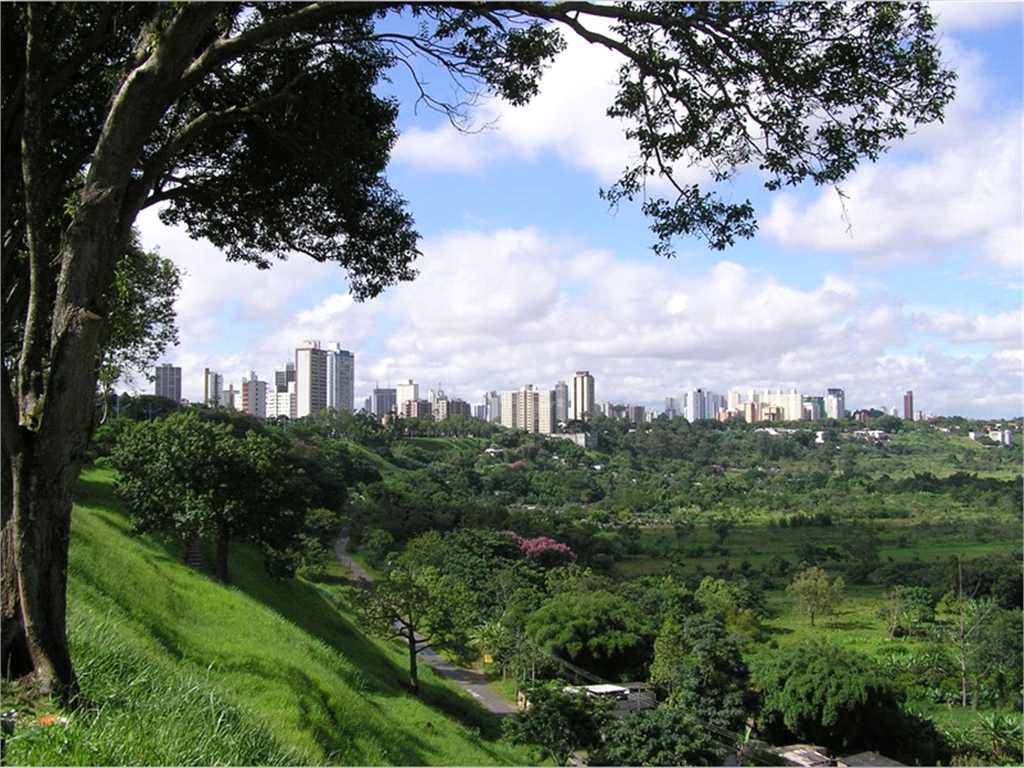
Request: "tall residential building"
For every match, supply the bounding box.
[665,396,680,419]
[516,384,536,432]
[401,398,432,418]
[295,341,328,418]
[371,387,397,417]
[825,388,846,420]
[274,362,295,393]
[537,389,555,434]
[485,391,502,423]
[685,388,709,421]
[155,363,182,402]
[572,371,595,421]
[803,396,824,421]
[903,390,914,421]
[396,379,419,411]
[554,381,569,423]
[728,388,744,412]
[221,383,237,410]
[203,368,223,406]
[759,388,803,421]
[266,381,296,420]
[240,371,268,418]
[326,343,354,413]
[448,399,472,420]
[500,389,519,428]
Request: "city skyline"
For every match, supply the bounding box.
[134,3,1022,420]
[162,353,935,425]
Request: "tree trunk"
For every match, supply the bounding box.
[3,442,83,701]
[408,631,419,695]
[1,514,32,679]
[216,533,229,584]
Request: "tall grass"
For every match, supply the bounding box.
[2,466,528,766]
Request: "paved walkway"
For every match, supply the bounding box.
[334,534,516,715]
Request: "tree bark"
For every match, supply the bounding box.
[407,629,419,695]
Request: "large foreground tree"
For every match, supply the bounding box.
[2,1,954,700]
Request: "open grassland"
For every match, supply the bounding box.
[1,466,528,766]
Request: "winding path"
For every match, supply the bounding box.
[334,534,516,715]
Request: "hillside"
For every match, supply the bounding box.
[1,466,527,766]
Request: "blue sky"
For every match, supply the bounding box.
[136,2,1023,419]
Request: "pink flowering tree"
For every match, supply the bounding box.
[507,533,577,569]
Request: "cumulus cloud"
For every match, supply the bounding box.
[760,108,1022,269]
[392,19,675,185]
[930,1,1023,31]
[913,306,1024,347]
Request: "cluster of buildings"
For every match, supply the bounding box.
[155,352,927,433]
[156,340,354,420]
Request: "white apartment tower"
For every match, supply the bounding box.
[295,341,328,418]
[500,389,519,428]
[825,388,846,420]
[266,381,296,419]
[396,380,419,411]
[572,371,595,421]
[240,371,268,418]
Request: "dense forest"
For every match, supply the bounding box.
[99,399,1023,765]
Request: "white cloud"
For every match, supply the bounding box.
[392,20,663,185]
[930,1,1023,31]
[913,306,1024,347]
[760,109,1023,269]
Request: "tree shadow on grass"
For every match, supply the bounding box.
[228,545,507,741]
[418,676,507,740]
[822,619,875,631]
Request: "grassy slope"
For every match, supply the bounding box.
[4,466,526,766]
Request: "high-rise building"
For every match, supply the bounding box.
[627,405,645,423]
[326,343,354,413]
[266,381,296,420]
[537,389,555,433]
[500,389,518,428]
[203,368,223,406]
[155,363,182,402]
[554,381,569,423]
[572,371,595,421]
[685,388,707,421]
[396,380,418,412]
[485,391,501,423]
[295,341,328,418]
[665,396,680,419]
[401,398,432,418]
[825,388,846,420]
[371,387,397,417]
[240,371,268,418]
[448,399,472,420]
[803,396,824,421]
[274,362,295,393]
[221,383,237,410]
[903,390,914,421]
